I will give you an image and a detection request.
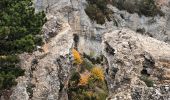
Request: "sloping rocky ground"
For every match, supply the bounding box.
[1,0,169,100]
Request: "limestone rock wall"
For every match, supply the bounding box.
[6,0,170,100]
[103,28,170,100]
[10,18,73,100]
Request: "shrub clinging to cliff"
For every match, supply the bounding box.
[72,49,83,64]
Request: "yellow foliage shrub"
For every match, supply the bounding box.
[72,49,83,64]
[79,71,91,85]
[91,66,104,81]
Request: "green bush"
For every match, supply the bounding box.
[138,0,164,16]
[0,55,25,90]
[85,0,112,24]
[112,0,164,17]
[68,53,108,100]
[34,36,44,46]
[85,5,105,24]
[123,1,136,13]
[0,55,19,64]
[0,72,17,90]
[14,35,35,52]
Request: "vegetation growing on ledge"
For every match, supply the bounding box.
[68,50,108,100]
[72,49,83,64]
[0,0,46,92]
[112,0,164,17]
[85,0,163,24]
[85,0,112,24]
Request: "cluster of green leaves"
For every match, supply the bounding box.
[112,0,164,17]
[0,0,46,91]
[85,0,112,24]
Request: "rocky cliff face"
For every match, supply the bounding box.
[3,0,170,100]
[103,29,170,99]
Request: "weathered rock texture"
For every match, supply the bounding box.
[103,28,170,100]
[10,19,73,100]
[35,0,170,44]
[5,0,170,100]
[107,3,170,43]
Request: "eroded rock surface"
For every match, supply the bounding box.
[103,29,170,100]
[10,19,73,100]
[6,0,170,100]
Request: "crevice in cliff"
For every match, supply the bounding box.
[56,54,72,100]
[26,83,35,99]
[73,34,79,50]
[102,42,119,94]
[139,52,155,87]
[24,58,39,99]
[104,41,115,56]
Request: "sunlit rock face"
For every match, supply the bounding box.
[7,0,170,100]
[34,0,170,43]
[108,1,170,43]
[103,28,170,99]
[10,20,73,100]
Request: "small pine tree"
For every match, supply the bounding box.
[0,0,46,91]
[0,0,46,54]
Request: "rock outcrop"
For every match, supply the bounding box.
[10,17,73,100]
[35,0,170,43]
[107,2,170,43]
[103,28,170,100]
[6,0,170,100]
